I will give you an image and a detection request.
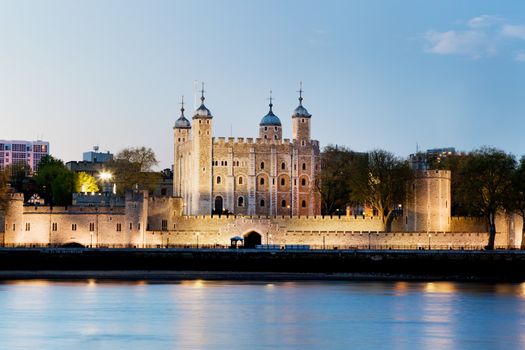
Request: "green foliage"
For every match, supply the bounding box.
[451,147,515,249]
[107,147,161,195]
[0,168,9,211]
[34,155,74,206]
[512,156,525,248]
[318,145,365,214]
[348,149,413,231]
[74,172,99,193]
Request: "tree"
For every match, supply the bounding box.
[349,149,413,232]
[318,145,365,214]
[510,156,525,249]
[74,172,99,193]
[114,147,158,172]
[34,155,75,206]
[454,147,515,250]
[0,168,9,211]
[107,147,161,195]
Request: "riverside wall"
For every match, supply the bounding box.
[1,192,522,249]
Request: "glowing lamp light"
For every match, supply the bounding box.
[99,171,113,181]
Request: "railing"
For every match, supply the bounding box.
[0,243,514,251]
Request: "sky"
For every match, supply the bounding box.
[1,0,524,169]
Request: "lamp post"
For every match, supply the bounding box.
[196,232,200,249]
[287,205,291,218]
[90,231,93,248]
[428,234,431,250]
[269,234,272,245]
[368,232,371,250]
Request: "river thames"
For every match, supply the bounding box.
[1,279,524,349]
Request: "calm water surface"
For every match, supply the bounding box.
[0,279,524,349]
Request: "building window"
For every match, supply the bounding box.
[260,178,265,186]
[52,223,58,231]
[274,135,278,140]
[162,220,168,231]
[217,176,221,184]
[138,223,141,230]
[260,162,265,169]
[238,176,243,185]
[302,163,306,170]
[89,223,95,232]
[25,223,30,231]
[301,200,306,208]
[161,188,167,196]
[274,127,277,131]
[116,223,122,232]
[264,135,267,139]
[72,224,77,231]
[281,200,287,208]
[129,223,133,230]
[238,197,244,207]
[260,199,265,207]
[12,224,15,231]
[301,178,307,186]
[264,127,268,131]
[281,178,285,186]
[281,162,285,170]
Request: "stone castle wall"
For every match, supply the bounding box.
[1,191,521,249]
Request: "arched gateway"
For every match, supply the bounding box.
[244,231,262,248]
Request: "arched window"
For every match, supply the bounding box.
[238,176,243,185]
[281,162,285,170]
[260,162,265,169]
[274,135,277,140]
[301,178,307,186]
[280,178,285,186]
[281,200,287,208]
[238,197,244,207]
[260,178,265,186]
[216,176,221,184]
[260,199,265,207]
[301,200,306,208]
[302,163,306,170]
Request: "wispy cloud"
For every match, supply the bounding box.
[423,15,525,61]
[515,51,525,62]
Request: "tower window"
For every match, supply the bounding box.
[260,199,265,207]
[238,197,244,207]
[281,162,285,170]
[264,135,267,139]
[302,163,306,170]
[217,176,221,184]
[281,200,287,208]
[265,127,268,131]
[301,178,307,186]
[302,118,305,123]
[260,178,265,186]
[260,162,265,169]
[274,127,277,131]
[238,176,243,185]
[72,224,77,231]
[281,178,285,186]
[301,200,306,208]
[274,135,277,140]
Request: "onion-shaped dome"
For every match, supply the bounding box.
[260,98,282,126]
[292,89,311,118]
[174,97,191,129]
[193,83,212,118]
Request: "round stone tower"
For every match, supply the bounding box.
[404,170,451,232]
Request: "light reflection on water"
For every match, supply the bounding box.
[0,280,524,350]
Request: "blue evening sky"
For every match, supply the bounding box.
[1,0,524,169]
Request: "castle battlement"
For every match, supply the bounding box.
[211,136,296,147]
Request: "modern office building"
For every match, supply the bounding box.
[0,140,49,172]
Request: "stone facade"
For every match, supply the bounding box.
[173,89,321,217]
[1,190,521,249]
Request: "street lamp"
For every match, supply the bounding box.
[98,171,113,194]
[428,234,431,250]
[287,205,291,218]
[90,231,93,248]
[196,232,200,248]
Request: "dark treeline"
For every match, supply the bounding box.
[318,145,525,250]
